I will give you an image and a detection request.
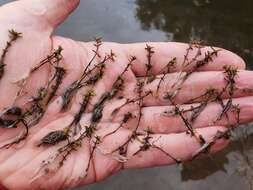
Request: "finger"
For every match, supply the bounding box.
[122,42,245,76]
[142,70,253,106]
[124,126,229,169]
[137,96,253,134]
[1,0,80,29]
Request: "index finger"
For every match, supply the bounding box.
[123,42,245,76]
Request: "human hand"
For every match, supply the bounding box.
[0,1,253,190]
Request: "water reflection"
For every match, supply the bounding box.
[181,152,229,181]
[181,127,253,183]
[135,0,253,69]
[55,0,168,43]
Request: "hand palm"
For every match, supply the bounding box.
[0,1,252,190]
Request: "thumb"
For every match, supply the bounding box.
[1,0,80,29]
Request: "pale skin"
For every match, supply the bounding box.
[0,0,253,190]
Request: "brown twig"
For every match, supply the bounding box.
[0,29,22,80]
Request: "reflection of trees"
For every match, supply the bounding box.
[181,129,253,182]
[135,0,253,69]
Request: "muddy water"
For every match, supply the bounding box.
[1,0,253,190]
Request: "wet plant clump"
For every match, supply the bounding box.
[0,32,248,183]
[0,45,65,149]
[46,66,66,105]
[60,38,104,110]
[63,90,95,136]
[167,46,220,99]
[38,130,69,147]
[14,46,65,102]
[110,79,146,156]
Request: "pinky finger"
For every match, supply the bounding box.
[124,126,229,169]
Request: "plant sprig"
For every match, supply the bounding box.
[168,47,220,101]
[145,44,155,83]
[156,57,176,95]
[14,46,64,102]
[0,29,22,80]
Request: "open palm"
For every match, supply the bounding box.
[0,1,253,190]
